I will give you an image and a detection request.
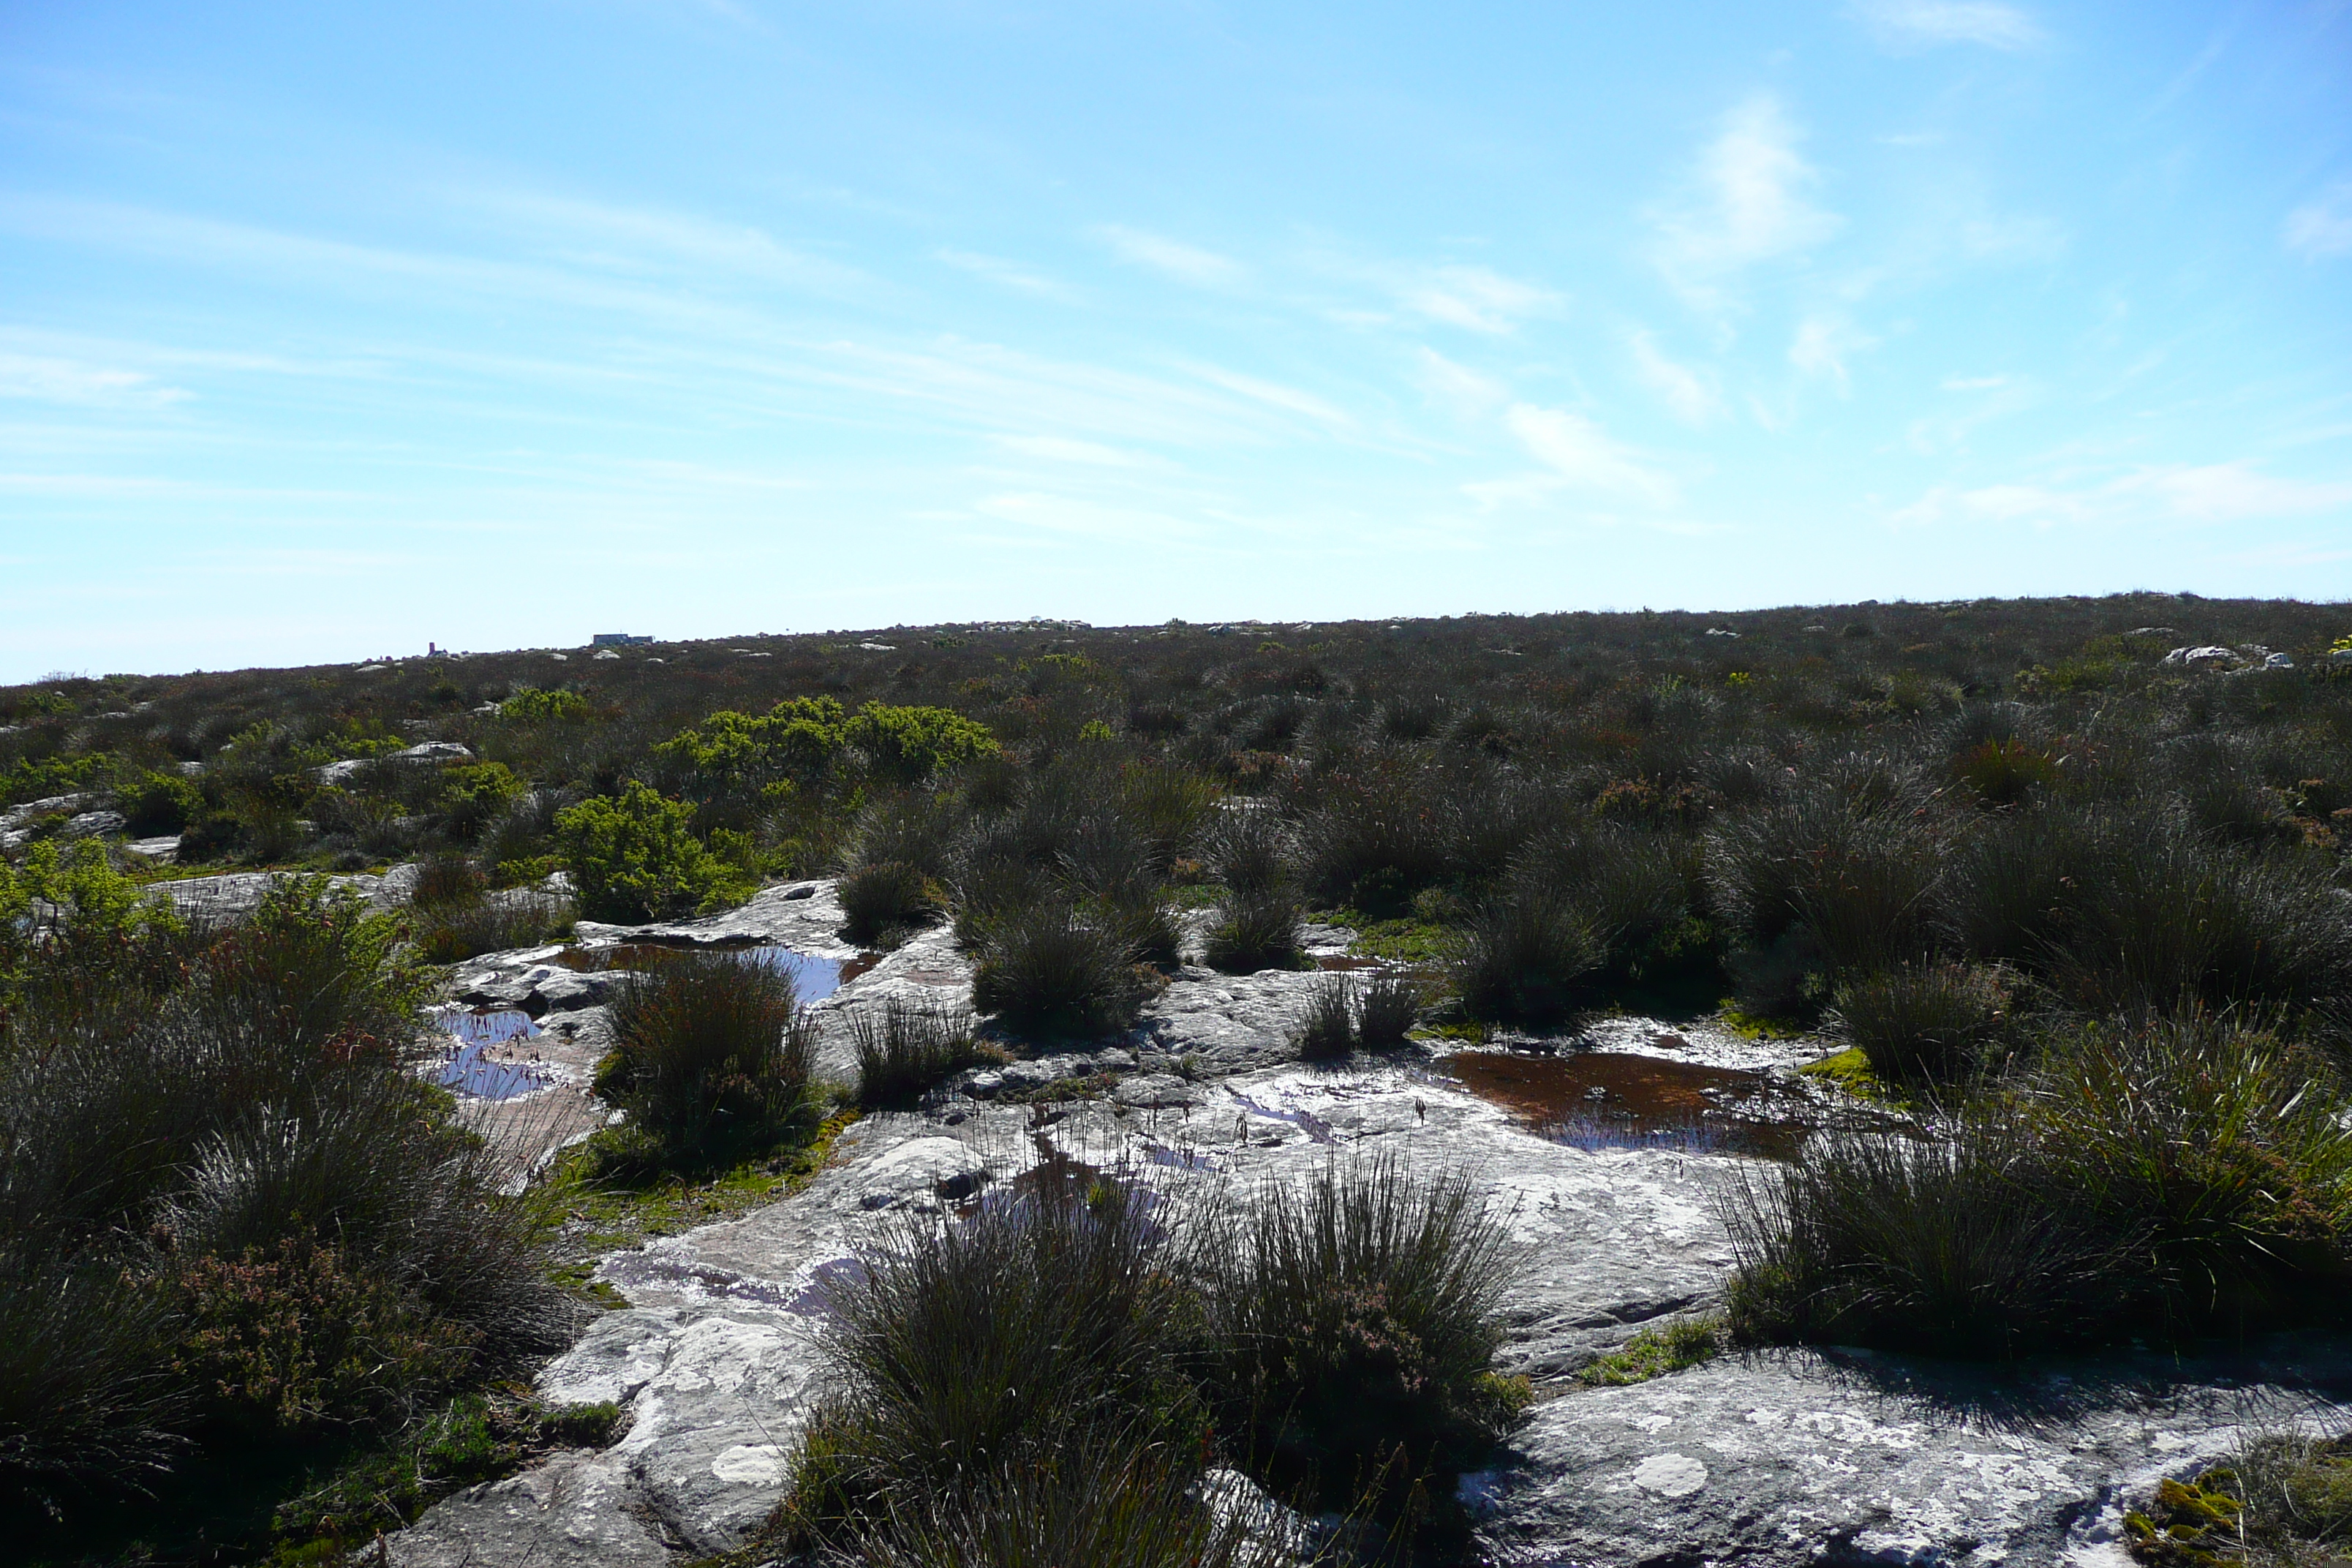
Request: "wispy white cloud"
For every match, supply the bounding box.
[1093,225,1245,287]
[0,353,191,409]
[1891,462,2352,529]
[1627,330,1722,424]
[1788,315,1877,393]
[936,248,1075,298]
[2285,183,2352,260]
[1852,0,2045,51]
[1180,363,1354,431]
[990,434,1172,470]
[1468,404,1679,510]
[973,490,1205,540]
[460,189,875,295]
[1412,348,1509,418]
[1648,97,1841,309]
[1395,265,1558,333]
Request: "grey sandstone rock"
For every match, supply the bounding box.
[386,901,2352,1568]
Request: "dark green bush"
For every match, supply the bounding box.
[1194,1156,1523,1520]
[1296,973,1354,1060]
[1831,961,2013,1083]
[837,860,940,946]
[970,902,1148,1038]
[1451,883,1599,1028]
[0,878,562,1518]
[599,949,817,1165]
[852,1001,983,1107]
[1354,970,1424,1050]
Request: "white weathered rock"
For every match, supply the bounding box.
[384,905,2352,1567]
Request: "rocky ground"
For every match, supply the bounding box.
[247,875,2349,1568]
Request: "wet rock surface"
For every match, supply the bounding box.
[388,880,2352,1567]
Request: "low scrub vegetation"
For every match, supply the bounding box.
[1,876,570,1553]
[770,1155,1521,1564]
[851,1000,986,1106]
[592,949,819,1172]
[1726,1014,2352,1357]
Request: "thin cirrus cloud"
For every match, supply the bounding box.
[1467,404,1681,510]
[1093,225,1246,287]
[1627,330,1723,425]
[2284,184,2352,260]
[1891,464,2352,529]
[1852,0,2046,52]
[1412,347,1510,418]
[0,351,191,409]
[973,489,1206,541]
[1395,265,1559,334]
[1648,97,1842,309]
[1788,315,1877,394]
[935,248,1076,298]
[990,434,1173,470]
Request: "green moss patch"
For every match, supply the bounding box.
[1576,1316,1725,1387]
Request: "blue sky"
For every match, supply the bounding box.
[2,0,2349,680]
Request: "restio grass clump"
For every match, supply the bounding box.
[1726,1014,2352,1357]
[593,949,818,1172]
[769,1156,1522,1564]
[851,1000,987,1107]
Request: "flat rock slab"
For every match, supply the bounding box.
[1486,1341,2352,1567]
[143,862,421,921]
[574,880,862,956]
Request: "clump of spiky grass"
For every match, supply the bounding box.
[600,949,817,1164]
[780,1182,1207,1557]
[1354,971,1425,1051]
[1296,973,1354,1060]
[1191,1154,1525,1523]
[1451,883,1599,1029]
[837,861,941,947]
[1725,1014,2352,1358]
[1831,961,2013,1085]
[970,902,1149,1039]
[852,1001,983,1107]
[1719,1118,2120,1359]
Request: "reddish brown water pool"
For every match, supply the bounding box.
[1433,1049,1812,1160]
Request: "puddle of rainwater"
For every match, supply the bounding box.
[1433,1049,1811,1161]
[431,1006,540,1047]
[554,942,872,1000]
[1314,954,1383,971]
[428,1008,555,1100]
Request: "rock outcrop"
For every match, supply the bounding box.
[389,881,2352,1567]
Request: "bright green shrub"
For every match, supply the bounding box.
[440,761,523,840]
[120,770,203,836]
[844,704,999,785]
[554,781,748,922]
[658,697,847,802]
[498,687,589,723]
